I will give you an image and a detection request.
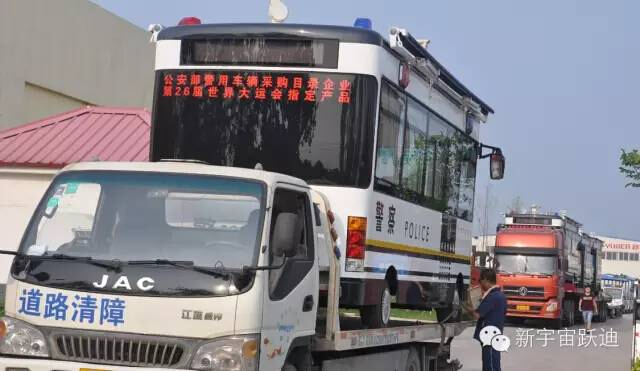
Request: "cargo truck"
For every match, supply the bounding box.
[494,211,608,328]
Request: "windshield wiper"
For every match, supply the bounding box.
[127,259,231,279]
[40,253,121,271]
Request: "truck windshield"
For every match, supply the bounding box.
[604,288,623,299]
[21,171,265,269]
[494,253,557,275]
[151,70,378,188]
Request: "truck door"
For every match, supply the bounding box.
[260,186,317,370]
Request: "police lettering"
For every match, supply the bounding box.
[404,221,430,242]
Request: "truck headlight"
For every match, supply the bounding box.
[0,317,49,357]
[191,335,258,371]
[545,300,558,312]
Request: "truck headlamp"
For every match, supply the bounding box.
[545,300,558,313]
[191,335,258,371]
[0,317,49,358]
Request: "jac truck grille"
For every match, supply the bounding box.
[503,286,545,297]
[52,332,188,367]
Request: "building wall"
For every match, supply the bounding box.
[0,0,154,130]
[599,235,640,278]
[0,169,55,283]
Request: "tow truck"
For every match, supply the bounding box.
[0,161,472,370]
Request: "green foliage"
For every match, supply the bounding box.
[620,149,640,188]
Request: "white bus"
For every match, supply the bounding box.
[150,19,504,327]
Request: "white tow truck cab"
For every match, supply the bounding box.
[0,161,470,370]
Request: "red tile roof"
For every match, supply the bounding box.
[0,107,150,168]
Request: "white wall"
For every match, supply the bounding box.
[0,169,54,282]
[599,235,640,278]
[0,0,154,130]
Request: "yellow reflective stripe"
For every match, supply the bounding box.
[365,239,470,262]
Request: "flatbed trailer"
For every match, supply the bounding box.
[310,191,471,370]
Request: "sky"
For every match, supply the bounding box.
[91,0,640,240]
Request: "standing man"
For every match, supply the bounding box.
[464,268,507,371]
[579,287,598,332]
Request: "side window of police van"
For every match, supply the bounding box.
[268,188,314,300]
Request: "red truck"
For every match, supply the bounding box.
[494,211,608,328]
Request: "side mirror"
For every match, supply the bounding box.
[272,212,300,258]
[490,152,505,180]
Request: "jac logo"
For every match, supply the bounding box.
[93,275,155,291]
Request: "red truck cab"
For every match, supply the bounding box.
[493,212,607,328]
[494,226,562,323]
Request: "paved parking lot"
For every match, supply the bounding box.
[451,314,635,370]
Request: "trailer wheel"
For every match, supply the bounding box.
[563,299,575,327]
[360,283,391,328]
[405,346,421,371]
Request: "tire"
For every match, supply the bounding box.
[562,299,575,327]
[436,286,461,323]
[360,283,392,328]
[405,346,421,371]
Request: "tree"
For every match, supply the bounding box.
[619,149,640,188]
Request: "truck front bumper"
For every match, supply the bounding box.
[0,356,169,371]
[506,299,560,319]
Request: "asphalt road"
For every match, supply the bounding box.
[450,314,636,371]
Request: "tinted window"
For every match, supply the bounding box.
[152,70,377,188]
[401,99,428,195]
[374,83,405,189]
[373,80,478,221]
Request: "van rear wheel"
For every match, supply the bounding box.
[360,284,391,328]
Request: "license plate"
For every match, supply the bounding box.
[80,369,109,371]
[516,305,530,311]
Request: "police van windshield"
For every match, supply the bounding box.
[21,171,265,269]
[151,70,378,188]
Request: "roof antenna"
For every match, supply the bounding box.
[254,163,263,170]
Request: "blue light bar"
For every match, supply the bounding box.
[353,18,372,30]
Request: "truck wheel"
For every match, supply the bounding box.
[360,284,391,328]
[405,346,421,371]
[563,299,575,327]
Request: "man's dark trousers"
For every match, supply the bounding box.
[481,345,501,371]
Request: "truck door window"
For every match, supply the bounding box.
[268,188,314,300]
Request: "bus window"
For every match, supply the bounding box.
[375,82,406,189]
[455,136,477,221]
[426,114,451,209]
[400,98,428,197]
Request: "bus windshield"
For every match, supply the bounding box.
[604,287,623,299]
[152,70,378,188]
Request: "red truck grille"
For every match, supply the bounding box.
[503,286,545,298]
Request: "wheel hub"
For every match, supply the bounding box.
[381,288,391,324]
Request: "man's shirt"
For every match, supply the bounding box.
[473,286,508,342]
